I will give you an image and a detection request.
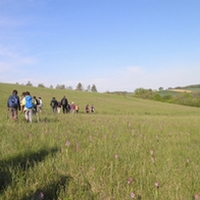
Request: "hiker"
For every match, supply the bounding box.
[33,96,40,113]
[70,102,76,114]
[67,103,71,113]
[20,92,26,113]
[91,105,95,113]
[22,91,34,122]
[57,101,61,113]
[50,97,58,114]
[32,96,40,122]
[61,96,68,114]
[85,105,90,113]
[37,97,43,113]
[75,104,80,113]
[7,89,21,121]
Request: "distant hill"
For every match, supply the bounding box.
[157,84,200,96]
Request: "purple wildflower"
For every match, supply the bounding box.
[130,192,135,198]
[65,140,70,147]
[194,194,199,200]
[39,191,44,200]
[154,181,159,188]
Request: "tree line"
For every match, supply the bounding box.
[16,81,98,92]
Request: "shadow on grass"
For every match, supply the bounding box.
[0,147,59,193]
[21,175,96,200]
[21,175,72,200]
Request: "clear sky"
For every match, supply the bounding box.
[0,0,200,92]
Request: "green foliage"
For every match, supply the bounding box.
[38,83,45,88]
[134,87,200,107]
[76,82,83,91]
[1,83,200,199]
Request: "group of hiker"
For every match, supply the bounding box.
[7,90,95,122]
[50,96,95,114]
[7,90,42,122]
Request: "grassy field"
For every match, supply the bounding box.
[1,83,200,200]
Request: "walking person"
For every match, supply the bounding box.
[50,97,58,114]
[37,97,43,113]
[70,102,76,114]
[57,101,61,113]
[7,89,21,121]
[33,96,40,122]
[75,104,80,113]
[85,104,90,113]
[61,96,68,114]
[91,105,95,113]
[22,91,34,122]
[20,92,26,113]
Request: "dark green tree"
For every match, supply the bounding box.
[76,82,83,91]
[91,84,97,92]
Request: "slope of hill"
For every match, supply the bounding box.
[1,82,200,119]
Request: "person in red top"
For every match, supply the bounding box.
[70,102,76,114]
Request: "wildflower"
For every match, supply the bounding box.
[154,181,159,188]
[151,157,155,163]
[186,158,190,163]
[65,140,70,147]
[115,154,118,159]
[127,177,133,184]
[130,192,135,198]
[39,191,44,200]
[29,133,33,138]
[150,150,154,155]
[194,194,199,200]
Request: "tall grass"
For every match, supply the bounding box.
[0,83,200,200]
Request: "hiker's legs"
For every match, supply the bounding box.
[62,106,65,114]
[28,109,33,122]
[9,108,14,120]
[25,109,32,122]
[13,108,17,120]
[25,110,29,121]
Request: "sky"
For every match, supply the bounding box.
[0,0,200,92]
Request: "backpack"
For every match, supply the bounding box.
[51,99,57,108]
[36,99,40,105]
[25,96,33,109]
[61,98,67,106]
[8,95,18,108]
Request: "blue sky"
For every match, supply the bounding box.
[0,0,200,92]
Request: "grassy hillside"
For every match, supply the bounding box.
[1,83,200,200]
[1,82,200,118]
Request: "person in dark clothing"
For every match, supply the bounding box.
[50,97,58,114]
[61,96,68,114]
[7,89,21,120]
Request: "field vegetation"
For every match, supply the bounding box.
[1,83,200,200]
[133,85,200,107]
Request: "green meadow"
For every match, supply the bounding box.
[1,83,200,200]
